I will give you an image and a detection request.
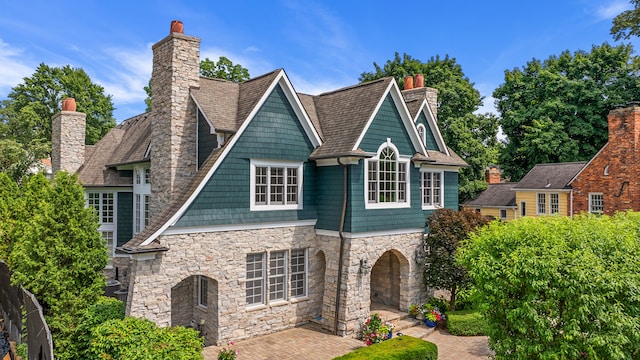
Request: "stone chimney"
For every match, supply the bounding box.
[401,74,439,120]
[149,20,201,217]
[485,165,501,184]
[51,98,86,173]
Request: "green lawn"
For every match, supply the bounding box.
[446,309,487,336]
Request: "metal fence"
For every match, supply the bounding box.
[0,261,54,360]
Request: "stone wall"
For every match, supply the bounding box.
[149,32,200,219]
[51,111,86,173]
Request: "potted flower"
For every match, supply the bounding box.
[361,313,395,345]
[424,307,444,328]
[408,304,420,318]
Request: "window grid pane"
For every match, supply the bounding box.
[291,249,306,297]
[590,194,604,214]
[286,168,298,204]
[144,168,151,184]
[134,194,141,234]
[102,231,114,257]
[423,172,432,205]
[537,193,546,214]
[102,193,114,223]
[199,276,208,307]
[269,251,286,301]
[368,161,377,203]
[270,168,284,205]
[88,193,100,214]
[246,253,264,305]
[550,193,559,214]
[398,163,406,202]
[255,167,267,205]
[433,173,441,205]
[144,195,150,227]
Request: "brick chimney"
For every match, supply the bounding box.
[149,20,201,217]
[485,165,501,184]
[401,76,439,120]
[51,98,86,173]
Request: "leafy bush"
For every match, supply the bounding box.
[446,310,487,336]
[89,317,204,360]
[453,286,481,310]
[458,213,640,358]
[333,335,437,360]
[73,296,125,359]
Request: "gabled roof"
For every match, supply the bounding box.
[568,143,609,185]
[512,162,586,190]
[191,78,239,132]
[465,183,516,207]
[78,112,151,186]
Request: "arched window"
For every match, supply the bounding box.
[365,141,410,208]
[416,124,426,146]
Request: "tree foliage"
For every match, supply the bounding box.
[360,53,500,201]
[611,0,640,40]
[0,63,115,146]
[457,213,640,359]
[3,171,108,360]
[144,56,250,112]
[89,317,204,360]
[494,43,640,181]
[424,208,490,310]
[0,138,49,182]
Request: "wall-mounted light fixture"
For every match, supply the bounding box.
[359,259,371,274]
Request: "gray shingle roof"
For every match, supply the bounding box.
[465,183,516,207]
[513,162,586,190]
[191,78,239,132]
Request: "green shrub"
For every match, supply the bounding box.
[446,309,487,336]
[73,296,125,359]
[89,317,204,360]
[453,286,481,310]
[458,213,640,358]
[333,335,437,360]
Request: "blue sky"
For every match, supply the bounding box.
[0,0,637,122]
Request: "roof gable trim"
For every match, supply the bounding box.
[417,99,449,156]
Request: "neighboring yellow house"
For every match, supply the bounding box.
[511,162,585,218]
[464,183,517,220]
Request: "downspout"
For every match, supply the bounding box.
[334,157,348,335]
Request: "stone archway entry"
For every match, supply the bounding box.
[370,251,401,310]
[171,275,219,346]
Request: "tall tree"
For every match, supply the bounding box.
[494,43,640,181]
[0,63,115,146]
[144,56,250,112]
[611,0,640,40]
[360,53,500,201]
[7,172,107,360]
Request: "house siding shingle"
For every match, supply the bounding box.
[117,192,133,247]
[416,113,438,151]
[359,95,414,155]
[175,84,317,227]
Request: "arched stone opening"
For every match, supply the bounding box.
[313,250,326,321]
[171,275,218,346]
[369,250,403,309]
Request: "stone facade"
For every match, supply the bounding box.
[149,32,200,218]
[51,110,86,173]
[126,226,427,345]
[571,105,640,215]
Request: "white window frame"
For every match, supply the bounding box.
[269,251,287,302]
[589,193,604,214]
[364,141,411,209]
[416,123,427,146]
[246,253,266,306]
[550,193,559,214]
[499,209,507,219]
[198,275,208,308]
[86,191,117,263]
[250,160,303,211]
[421,169,444,210]
[290,249,307,298]
[133,165,151,234]
[537,193,546,215]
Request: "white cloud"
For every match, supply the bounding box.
[95,44,153,105]
[0,38,35,97]
[596,1,631,20]
[287,72,350,95]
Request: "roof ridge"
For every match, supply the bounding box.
[316,77,390,97]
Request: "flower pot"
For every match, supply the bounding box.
[416,313,424,320]
[387,331,392,339]
[425,319,437,328]
[62,98,76,112]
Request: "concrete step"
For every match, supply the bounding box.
[395,322,436,339]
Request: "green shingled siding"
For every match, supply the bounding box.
[360,95,414,154]
[416,113,439,151]
[443,172,459,209]
[117,192,133,246]
[197,109,218,169]
[175,85,317,227]
[316,165,348,231]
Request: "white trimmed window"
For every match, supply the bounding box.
[290,249,307,298]
[365,141,410,209]
[499,209,507,219]
[246,253,265,306]
[550,193,559,214]
[250,160,303,211]
[589,193,604,214]
[269,251,287,302]
[133,166,151,234]
[246,249,308,307]
[87,192,116,262]
[537,193,546,215]
[421,170,443,209]
[198,275,208,308]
